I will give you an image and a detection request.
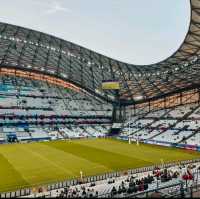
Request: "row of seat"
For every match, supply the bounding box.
[0,124,110,142]
[122,103,200,146]
[0,75,112,142]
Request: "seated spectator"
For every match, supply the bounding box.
[121,185,126,193]
[95,191,98,198]
[118,186,122,194]
[82,189,86,197]
[144,183,148,190]
[111,186,117,196]
[138,182,144,192]
[127,187,134,194]
[90,182,96,187]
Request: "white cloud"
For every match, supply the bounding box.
[44,1,71,15]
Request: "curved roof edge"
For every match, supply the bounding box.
[0,0,199,104]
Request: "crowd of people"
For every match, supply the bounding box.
[110,167,181,197]
[110,174,154,196]
[32,163,198,198]
[58,186,99,198]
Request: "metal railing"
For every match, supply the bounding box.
[1,158,200,198]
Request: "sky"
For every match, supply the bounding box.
[0,0,190,65]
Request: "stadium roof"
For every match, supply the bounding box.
[0,0,200,105]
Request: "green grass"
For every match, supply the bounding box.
[0,138,200,192]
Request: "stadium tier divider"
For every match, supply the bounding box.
[1,158,200,198]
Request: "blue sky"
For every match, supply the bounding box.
[0,0,190,65]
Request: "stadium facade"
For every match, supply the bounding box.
[1,0,200,197]
[0,0,199,136]
[0,0,199,117]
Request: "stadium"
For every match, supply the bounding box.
[0,0,200,198]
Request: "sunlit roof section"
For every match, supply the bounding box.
[0,0,199,105]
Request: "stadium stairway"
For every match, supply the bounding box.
[128,118,159,136]
[126,108,179,138]
[178,127,200,144]
[123,113,152,136]
[173,125,188,135]
[147,104,200,141]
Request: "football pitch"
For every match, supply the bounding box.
[0,138,200,192]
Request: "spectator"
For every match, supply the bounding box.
[111,186,117,196]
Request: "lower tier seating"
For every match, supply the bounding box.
[121,103,200,146]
